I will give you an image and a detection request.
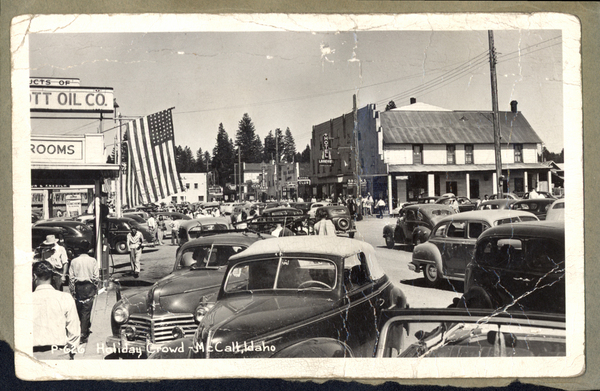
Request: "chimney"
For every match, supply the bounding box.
[410,97,416,105]
[510,100,518,113]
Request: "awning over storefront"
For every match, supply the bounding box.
[389,162,553,174]
[31,163,120,186]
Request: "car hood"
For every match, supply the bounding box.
[148,268,226,314]
[204,294,338,344]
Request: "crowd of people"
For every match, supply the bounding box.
[32,236,99,359]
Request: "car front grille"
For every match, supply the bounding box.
[122,313,197,343]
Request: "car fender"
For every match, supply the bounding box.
[272,338,353,358]
[412,242,443,272]
[382,223,395,238]
[412,226,431,244]
[387,286,408,309]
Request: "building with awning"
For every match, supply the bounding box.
[309,97,555,211]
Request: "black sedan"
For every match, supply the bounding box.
[106,232,272,356]
[149,236,407,359]
[33,220,95,256]
[383,204,455,249]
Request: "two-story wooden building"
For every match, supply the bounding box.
[310,97,557,209]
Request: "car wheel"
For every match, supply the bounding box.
[385,236,395,249]
[114,240,128,254]
[423,264,439,287]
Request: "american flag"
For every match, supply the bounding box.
[125,109,183,206]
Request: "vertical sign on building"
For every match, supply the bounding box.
[319,133,333,165]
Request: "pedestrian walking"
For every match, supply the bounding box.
[32,260,80,360]
[376,198,386,218]
[346,195,357,220]
[365,193,374,216]
[147,214,158,244]
[157,215,166,245]
[314,209,336,236]
[127,226,143,278]
[170,218,180,246]
[68,244,99,344]
[37,235,69,291]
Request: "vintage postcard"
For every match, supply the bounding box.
[11,13,583,380]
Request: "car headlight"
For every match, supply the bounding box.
[113,305,129,324]
[194,303,214,323]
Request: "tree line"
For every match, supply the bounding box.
[175,113,310,187]
[106,113,311,188]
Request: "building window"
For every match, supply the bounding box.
[194,183,198,189]
[198,196,204,201]
[465,144,474,164]
[185,183,190,189]
[413,144,423,164]
[447,145,456,165]
[514,144,523,163]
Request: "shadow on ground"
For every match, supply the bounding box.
[399,277,464,293]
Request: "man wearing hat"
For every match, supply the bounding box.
[127,226,143,278]
[68,244,99,344]
[39,235,69,291]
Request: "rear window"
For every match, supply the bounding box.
[447,222,466,238]
[178,244,245,269]
[476,237,564,271]
[553,202,565,209]
[328,208,348,216]
[431,209,453,217]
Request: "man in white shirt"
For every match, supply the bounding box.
[39,235,69,291]
[127,227,144,278]
[33,260,80,360]
[146,214,158,244]
[68,245,99,344]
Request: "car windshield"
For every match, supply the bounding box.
[381,317,565,358]
[224,257,337,293]
[180,244,246,270]
[188,224,229,239]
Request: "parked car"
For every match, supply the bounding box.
[546,199,565,221]
[106,217,155,254]
[435,196,477,212]
[156,211,192,222]
[462,220,565,313]
[521,190,556,200]
[476,199,516,210]
[289,202,312,215]
[508,198,556,220]
[106,232,272,357]
[409,210,539,287]
[149,236,407,359]
[177,217,236,246]
[33,220,95,256]
[489,192,521,200]
[375,308,565,358]
[383,204,455,249]
[246,207,309,235]
[315,205,356,238]
[308,201,332,219]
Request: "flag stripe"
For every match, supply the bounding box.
[143,116,167,201]
[137,118,159,203]
[129,121,151,205]
[164,140,180,193]
[159,143,174,195]
[154,142,168,198]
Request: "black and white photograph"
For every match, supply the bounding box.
[11,13,583,380]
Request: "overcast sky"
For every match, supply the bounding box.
[29,28,563,154]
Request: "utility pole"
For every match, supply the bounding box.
[238,148,242,201]
[353,95,361,198]
[488,30,503,197]
[275,132,279,201]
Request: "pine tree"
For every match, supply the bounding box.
[235,113,263,163]
[195,147,206,172]
[212,123,235,187]
[263,130,276,162]
[385,100,397,111]
[283,127,297,163]
[301,144,311,163]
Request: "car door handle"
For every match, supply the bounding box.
[376,298,385,307]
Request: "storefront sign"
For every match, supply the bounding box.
[31,138,83,162]
[208,186,223,196]
[297,177,311,185]
[65,194,82,217]
[30,77,80,87]
[30,86,114,113]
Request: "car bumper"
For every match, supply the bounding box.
[408,262,418,272]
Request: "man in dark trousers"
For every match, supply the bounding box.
[68,244,99,344]
[346,195,357,220]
